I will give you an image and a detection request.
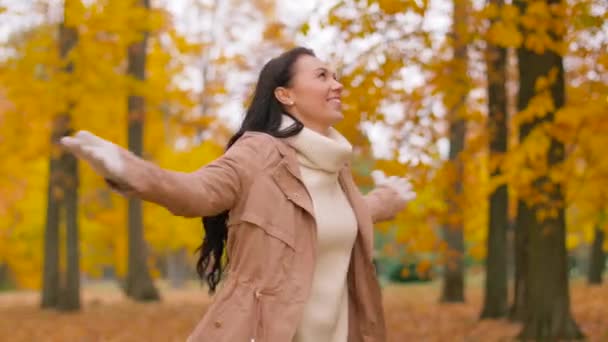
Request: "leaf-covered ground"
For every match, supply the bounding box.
[1,278,607,341]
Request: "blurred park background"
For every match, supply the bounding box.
[0,0,607,341]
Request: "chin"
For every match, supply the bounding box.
[334,116,344,126]
[327,110,344,126]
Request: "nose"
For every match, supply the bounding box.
[331,78,343,92]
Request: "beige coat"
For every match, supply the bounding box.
[112,132,405,342]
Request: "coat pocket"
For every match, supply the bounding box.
[239,211,296,250]
[227,174,298,252]
[226,202,297,295]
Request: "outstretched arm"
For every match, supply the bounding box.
[364,173,415,223]
[60,131,267,218]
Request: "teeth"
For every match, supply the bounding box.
[329,99,342,108]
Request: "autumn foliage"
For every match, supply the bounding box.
[0,0,607,339]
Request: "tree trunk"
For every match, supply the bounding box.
[124,0,160,301]
[41,3,79,306]
[509,199,529,322]
[56,9,80,311]
[0,263,10,289]
[41,130,62,308]
[515,0,583,338]
[441,0,468,303]
[518,192,582,339]
[58,148,80,311]
[588,226,605,285]
[480,5,508,316]
[441,115,466,302]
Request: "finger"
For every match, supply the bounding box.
[81,145,107,165]
[396,180,412,189]
[392,185,411,191]
[396,177,412,186]
[403,189,416,199]
[60,137,88,159]
[386,177,408,187]
[387,179,414,198]
[371,170,385,184]
[80,146,110,176]
[392,185,412,194]
[75,130,107,147]
[60,136,78,148]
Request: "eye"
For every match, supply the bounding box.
[318,70,327,79]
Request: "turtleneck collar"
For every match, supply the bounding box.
[280,114,352,173]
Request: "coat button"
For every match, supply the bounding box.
[214,320,222,328]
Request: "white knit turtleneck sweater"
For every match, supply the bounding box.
[281,115,357,342]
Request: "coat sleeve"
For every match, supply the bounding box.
[106,133,271,218]
[364,185,407,223]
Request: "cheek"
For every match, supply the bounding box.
[297,84,327,110]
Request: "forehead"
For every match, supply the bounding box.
[293,55,335,74]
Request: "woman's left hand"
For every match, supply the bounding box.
[365,171,415,223]
[371,171,416,202]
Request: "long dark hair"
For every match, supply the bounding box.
[195,47,315,293]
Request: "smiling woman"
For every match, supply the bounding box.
[59,46,415,342]
[273,53,344,136]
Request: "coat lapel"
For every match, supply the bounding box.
[339,166,383,337]
[272,139,315,218]
[338,167,374,261]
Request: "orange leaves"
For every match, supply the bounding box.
[299,22,310,35]
[415,259,432,276]
[377,0,407,15]
[166,29,205,55]
[63,0,87,28]
[484,4,523,48]
[480,1,568,54]
[374,159,411,177]
[1,281,608,340]
[487,20,523,48]
[519,1,551,31]
[325,0,607,273]
[377,0,425,17]
[0,157,48,289]
[0,1,213,288]
[519,2,568,55]
[263,21,286,41]
[514,92,555,127]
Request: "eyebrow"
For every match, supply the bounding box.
[314,67,339,77]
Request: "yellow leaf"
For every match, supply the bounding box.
[566,234,580,250]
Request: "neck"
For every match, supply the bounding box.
[285,111,330,136]
[306,123,331,137]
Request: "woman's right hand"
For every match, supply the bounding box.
[60,130,126,182]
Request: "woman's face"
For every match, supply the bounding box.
[278,55,344,134]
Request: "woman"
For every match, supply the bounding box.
[60,47,413,342]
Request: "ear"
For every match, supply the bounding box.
[274,87,295,106]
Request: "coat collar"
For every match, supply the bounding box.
[274,136,351,182]
[280,114,352,173]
